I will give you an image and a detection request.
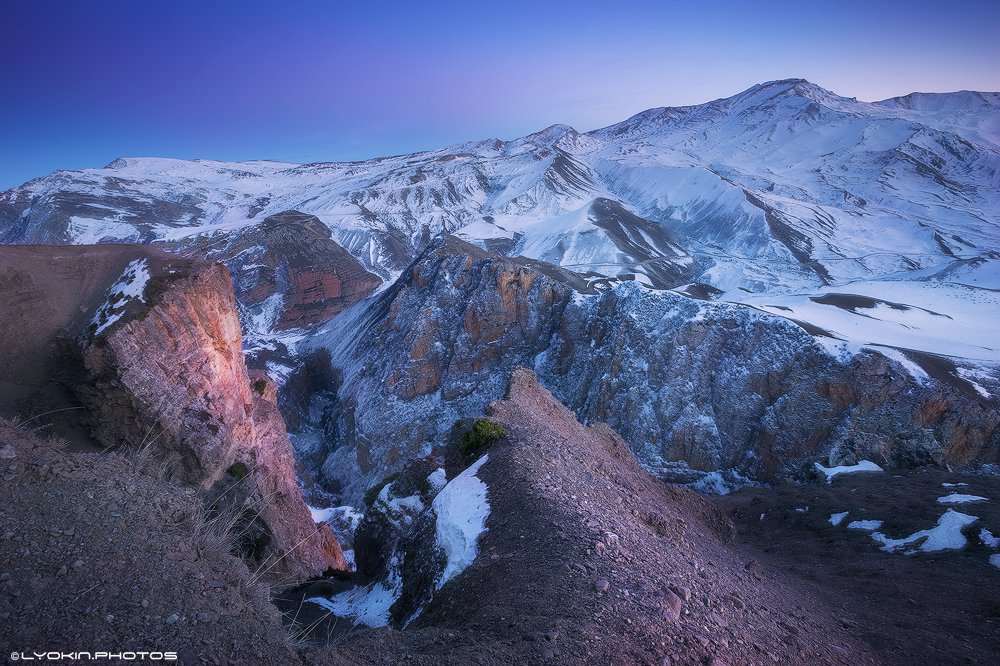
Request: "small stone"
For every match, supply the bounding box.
[141,599,149,608]
[56,566,68,577]
[672,586,691,602]
[72,560,85,569]
[105,614,114,622]
[595,579,610,594]
[0,445,15,460]
[0,573,10,582]
[197,612,210,623]
[662,588,683,620]
[208,581,225,589]
[166,613,180,624]
[542,648,555,660]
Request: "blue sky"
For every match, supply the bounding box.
[1,0,998,189]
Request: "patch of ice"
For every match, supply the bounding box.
[427,468,448,493]
[308,505,364,532]
[942,482,968,487]
[937,493,987,504]
[795,507,809,513]
[871,510,978,553]
[847,520,883,531]
[306,557,402,627]
[91,258,151,334]
[956,367,993,399]
[432,454,490,589]
[814,459,884,482]
[980,529,999,549]
[991,554,1000,570]
[829,512,849,526]
[309,506,337,523]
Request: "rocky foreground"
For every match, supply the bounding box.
[1,243,998,665]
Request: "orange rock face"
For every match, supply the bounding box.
[76,254,344,580]
[176,210,382,330]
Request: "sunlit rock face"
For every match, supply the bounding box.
[0,244,346,580]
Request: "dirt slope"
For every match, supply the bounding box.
[318,370,877,665]
[716,468,1000,665]
[0,419,298,665]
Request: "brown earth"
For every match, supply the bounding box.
[306,370,878,665]
[0,419,299,666]
[715,467,1000,665]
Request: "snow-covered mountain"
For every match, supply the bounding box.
[3,79,997,368]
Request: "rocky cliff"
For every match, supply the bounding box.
[0,245,344,581]
[295,369,877,665]
[312,236,999,502]
[172,210,382,334]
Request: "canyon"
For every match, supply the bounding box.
[1,79,998,664]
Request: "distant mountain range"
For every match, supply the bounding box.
[2,79,997,497]
[3,79,997,362]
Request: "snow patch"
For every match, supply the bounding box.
[980,529,999,549]
[427,468,448,493]
[937,493,987,504]
[306,558,402,627]
[847,520,883,531]
[871,510,978,553]
[432,454,490,589]
[829,512,849,526]
[309,505,364,532]
[955,367,993,399]
[814,459,884,482]
[991,554,1000,570]
[91,258,150,334]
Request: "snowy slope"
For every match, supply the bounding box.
[1,78,997,365]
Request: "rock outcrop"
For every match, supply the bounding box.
[174,210,382,332]
[313,236,999,502]
[0,244,344,581]
[299,369,876,665]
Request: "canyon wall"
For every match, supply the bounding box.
[312,237,999,501]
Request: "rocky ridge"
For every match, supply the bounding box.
[312,236,1000,502]
[300,369,877,665]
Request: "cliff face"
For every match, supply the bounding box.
[76,254,345,579]
[170,210,382,332]
[314,237,999,502]
[0,245,343,581]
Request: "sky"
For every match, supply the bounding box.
[1,0,998,189]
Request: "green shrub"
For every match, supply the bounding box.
[460,419,507,460]
[252,378,268,396]
[227,461,249,481]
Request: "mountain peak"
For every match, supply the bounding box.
[523,123,579,145]
[734,78,849,107]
